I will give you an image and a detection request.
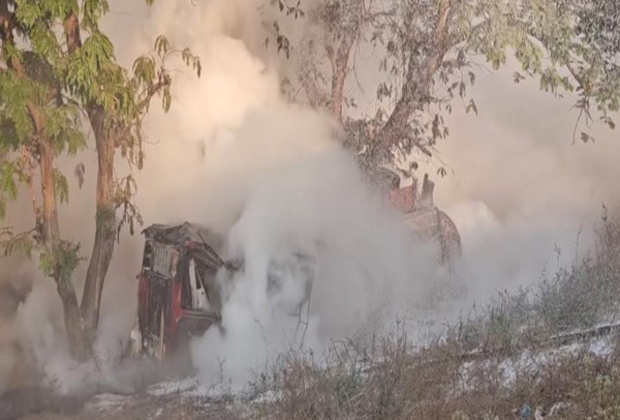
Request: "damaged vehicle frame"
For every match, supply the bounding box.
[129,222,316,362]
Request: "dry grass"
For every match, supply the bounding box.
[242,208,620,420]
[15,209,620,420]
[246,331,620,420]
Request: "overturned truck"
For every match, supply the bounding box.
[378,169,462,268]
[130,223,316,362]
[130,223,223,361]
[130,172,461,363]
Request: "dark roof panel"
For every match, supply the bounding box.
[142,222,226,269]
[143,222,218,244]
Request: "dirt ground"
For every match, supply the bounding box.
[10,392,246,420]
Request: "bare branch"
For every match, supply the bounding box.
[377,0,453,153]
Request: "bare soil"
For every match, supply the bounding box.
[1,388,246,420]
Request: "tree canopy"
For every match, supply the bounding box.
[0,0,200,359]
[266,0,620,180]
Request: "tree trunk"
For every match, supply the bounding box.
[378,1,452,148]
[80,107,116,343]
[3,1,90,361]
[329,55,348,123]
[57,281,89,361]
[327,26,358,124]
[65,11,117,349]
[39,139,89,361]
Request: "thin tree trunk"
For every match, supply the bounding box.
[64,12,117,345]
[378,1,452,148]
[329,50,350,123]
[57,281,89,361]
[80,108,117,343]
[39,139,89,361]
[326,20,359,124]
[2,1,90,360]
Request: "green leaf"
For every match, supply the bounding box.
[1,163,18,200]
[602,117,616,130]
[54,170,70,204]
[1,232,34,258]
[581,132,595,143]
[75,163,86,189]
[14,1,43,28]
[155,35,170,56]
[465,99,478,115]
[82,0,110,30]
[38,250,55,278]
[55,240,83,285]
[162,87,171,112]
[132,55,156,86]
[514,72,526,84]
[468,71,476,86]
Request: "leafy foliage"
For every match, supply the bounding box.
[0,0,200,353]
[115,175,143,238]
[39,240,83,286]
[54,169,69,204]
[0,227,34,258]
[266,0,620,179]
[0,0,200,252]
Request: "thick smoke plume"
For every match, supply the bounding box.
[1,0,619,394]
[187,105,436,387]
[124,2,438,385]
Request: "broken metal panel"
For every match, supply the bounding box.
[374,166,401,190]
[152,242,178,278]
[385,171,462,269]
[418,174,435,210]
[180,254,221,314]
[188,258,211,312]
[142,222,226,269]
[134,221,318,363]
[404,208,462,268]
[404,209,442,241]
[389,184,416,214]
[200,266,221,313]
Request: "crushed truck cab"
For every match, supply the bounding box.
[129,171,460,363]
[132,223,225,361]
[129,222,316,363]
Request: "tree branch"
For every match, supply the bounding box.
[137,78,170,113]
[328,28,358,123]
[300,68,328,109]
[0,1,45,133]
[565,61,585,89]
[64,11,82,54]
[377,0,452,153]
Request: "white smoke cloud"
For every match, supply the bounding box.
[3,0,619,396]
[98,1,439,387]
[2,0,424,394]
[187,104,436,387]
